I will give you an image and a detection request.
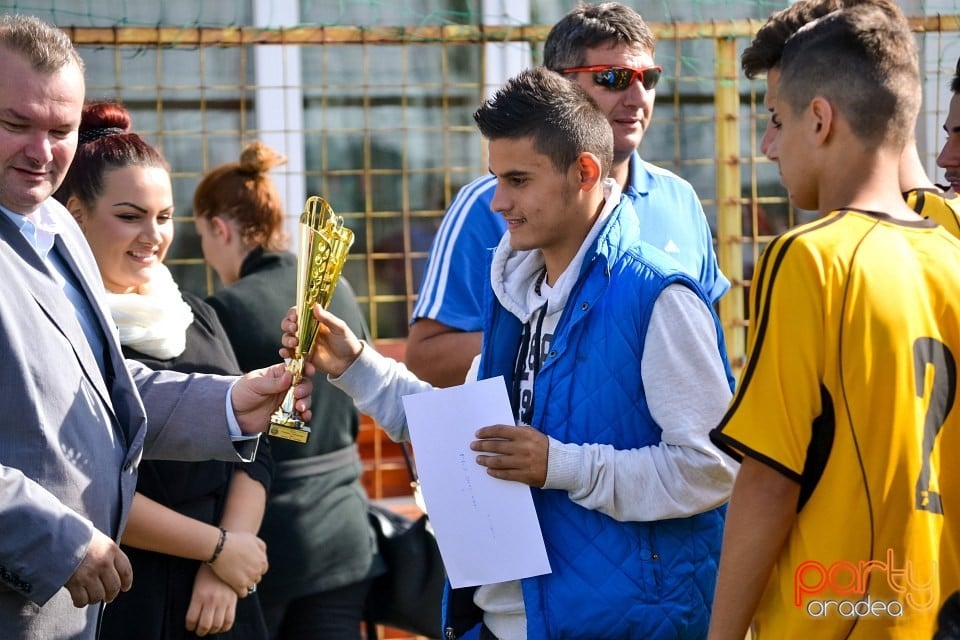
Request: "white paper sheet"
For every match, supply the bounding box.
[401,376,552,588]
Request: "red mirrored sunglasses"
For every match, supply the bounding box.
[561,65,663,91]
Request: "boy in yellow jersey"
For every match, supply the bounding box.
[740,0,960,239]
[903,49,960,234]
[905,187,960,237]
[742,0,960,620]
[708,5,960,640]
[935,56,960,640]
[906,43,960,235]
[938,56,960,197]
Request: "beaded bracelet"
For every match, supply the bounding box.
[207,527,227,564]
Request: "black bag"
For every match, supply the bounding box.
[364,446,446,639]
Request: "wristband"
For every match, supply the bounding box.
[207,527,227,564]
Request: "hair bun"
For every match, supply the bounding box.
[79,101,132,136]
[239,141,287,175]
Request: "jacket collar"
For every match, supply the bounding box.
[624,151,651,197]
[239,246,296,278]
[0,203,120,427]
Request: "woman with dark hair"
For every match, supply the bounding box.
[54,101,272,640]
[194,141,380,640]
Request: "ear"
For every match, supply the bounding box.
[65,195,86,231]
[575,152,603,191]
[210,215,232,243]
[809,96,834,146]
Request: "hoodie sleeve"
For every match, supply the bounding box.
[328,342,435,442]
[542,284,737,520]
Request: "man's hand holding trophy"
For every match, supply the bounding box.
[269,196,354,443]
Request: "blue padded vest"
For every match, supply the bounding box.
[444,196,732,639]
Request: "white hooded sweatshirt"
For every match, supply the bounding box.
[330,179,736,640]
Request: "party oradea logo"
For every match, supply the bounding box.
[793,549,937,618]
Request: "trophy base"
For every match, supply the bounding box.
[268,417,312,444]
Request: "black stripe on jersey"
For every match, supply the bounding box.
[712,385,836,499]
[910,189,926,214]
[709,431,803,482]
[733,213,846,418]
[797,385,835,511]
[712,213,847,482]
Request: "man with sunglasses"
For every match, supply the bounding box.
[406,2,728,387]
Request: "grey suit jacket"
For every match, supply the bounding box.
[0,198,257,639]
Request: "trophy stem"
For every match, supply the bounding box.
[268,356,312,443]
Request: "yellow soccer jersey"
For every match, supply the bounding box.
[906,187,960,608]
[712,209,960,639]
[905,187,960,239]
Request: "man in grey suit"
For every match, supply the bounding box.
[0,15,312,639]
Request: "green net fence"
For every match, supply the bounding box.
[0,1,831,26]
[0,0,958,370]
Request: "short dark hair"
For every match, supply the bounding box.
[741,0,906,78]
[473,67,614,177]
[952,55,960,94]
[779,4,920,150]
[543,2,655,71]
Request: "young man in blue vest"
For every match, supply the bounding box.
[285,67,736,639]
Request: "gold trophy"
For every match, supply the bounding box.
[269,196,355,443]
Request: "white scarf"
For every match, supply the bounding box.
[105,264,194,360]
